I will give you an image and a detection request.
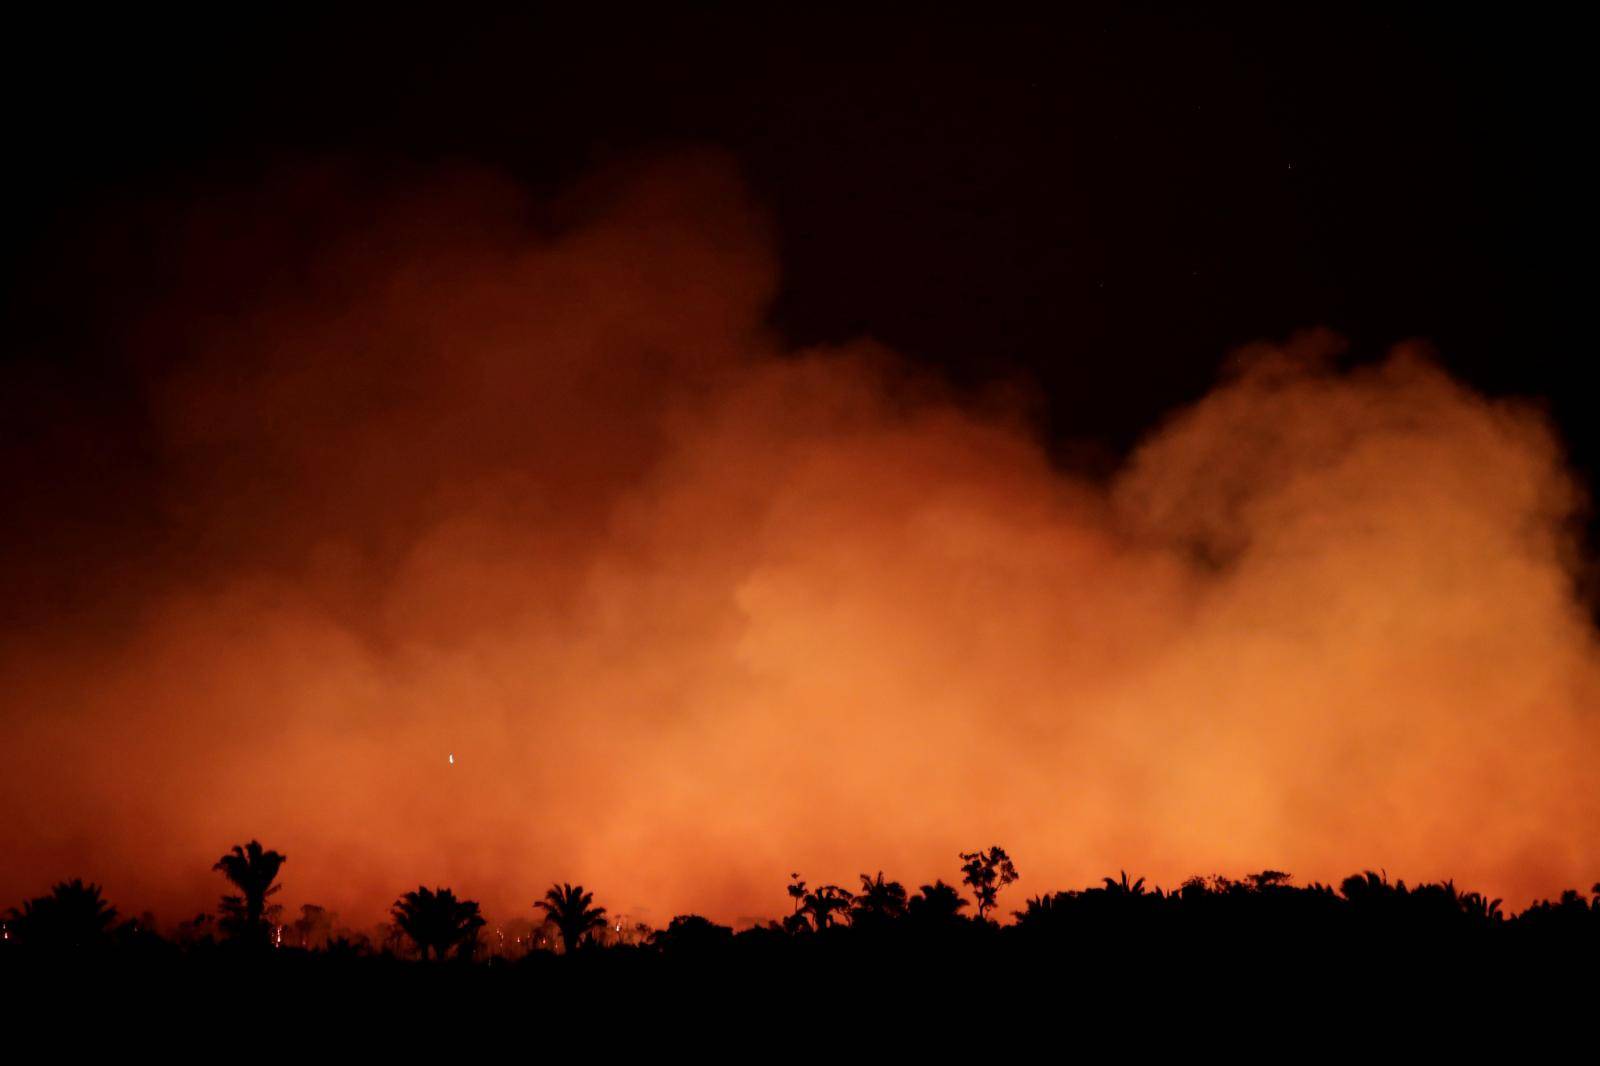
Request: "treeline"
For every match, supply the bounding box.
[4,840,1598,966]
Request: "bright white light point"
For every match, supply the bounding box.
[448,752,454,766]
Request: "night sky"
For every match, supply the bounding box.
[6,8,1587,470]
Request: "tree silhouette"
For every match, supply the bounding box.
[391,886,485,961]
[787,873,808,916]
[174,911,216,947]
[851,871,909,926]
[1012,891,1065,931]
[213,840,286,947]
[291,903,336,949]
[377,920,409,957]
[1245,870,1291,891]
[7,879,118,951]
[801,884,854,931]
[651,914,734,954]
[1458,890,1503,925]
[1339,869,1395,902]
[322,934,367,959]
[959,846,1019,921]
[10,846,1600,983]
[907,880,970,924]
[535,882,608,954]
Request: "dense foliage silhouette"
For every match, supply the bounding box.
[4,878,118,952]
[391,886,485,961]
[5,841,1597,1016]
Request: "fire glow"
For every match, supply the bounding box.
[1,155,1596,929]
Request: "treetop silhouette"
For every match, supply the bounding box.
[852,871,909,926]
[6,844,1597,977]
[390,886,485,961]
[5,879,118,951]
[534,882,607,954]
[960,846,1019,922]
[213,840,285,947]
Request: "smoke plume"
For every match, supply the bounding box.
[2,153,1596,928]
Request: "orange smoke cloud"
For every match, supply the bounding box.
[3,153,1596,929]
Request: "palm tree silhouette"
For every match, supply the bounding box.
[391,886,485,961]
[1102,870,1147,896]
[1460,891,1504,924]
[535,883,608,954]
[787,873,808,915]
[1340,869,1400,907]
[801,884,854,930]
[8,879,118,950]
[851,871,908,925]
[213,840,286,946]
[1013,891,1065,930]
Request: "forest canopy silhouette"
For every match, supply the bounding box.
[1,153,1597,933]
[5,841,1597,984]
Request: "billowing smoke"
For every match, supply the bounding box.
[3,154,1596,928]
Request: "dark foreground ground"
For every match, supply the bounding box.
[5,899,1595,1050]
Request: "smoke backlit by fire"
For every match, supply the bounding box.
[2,154,1596,928]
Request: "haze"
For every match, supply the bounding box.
[2,155,1595,929]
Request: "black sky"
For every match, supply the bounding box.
[2,7,1590,561]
